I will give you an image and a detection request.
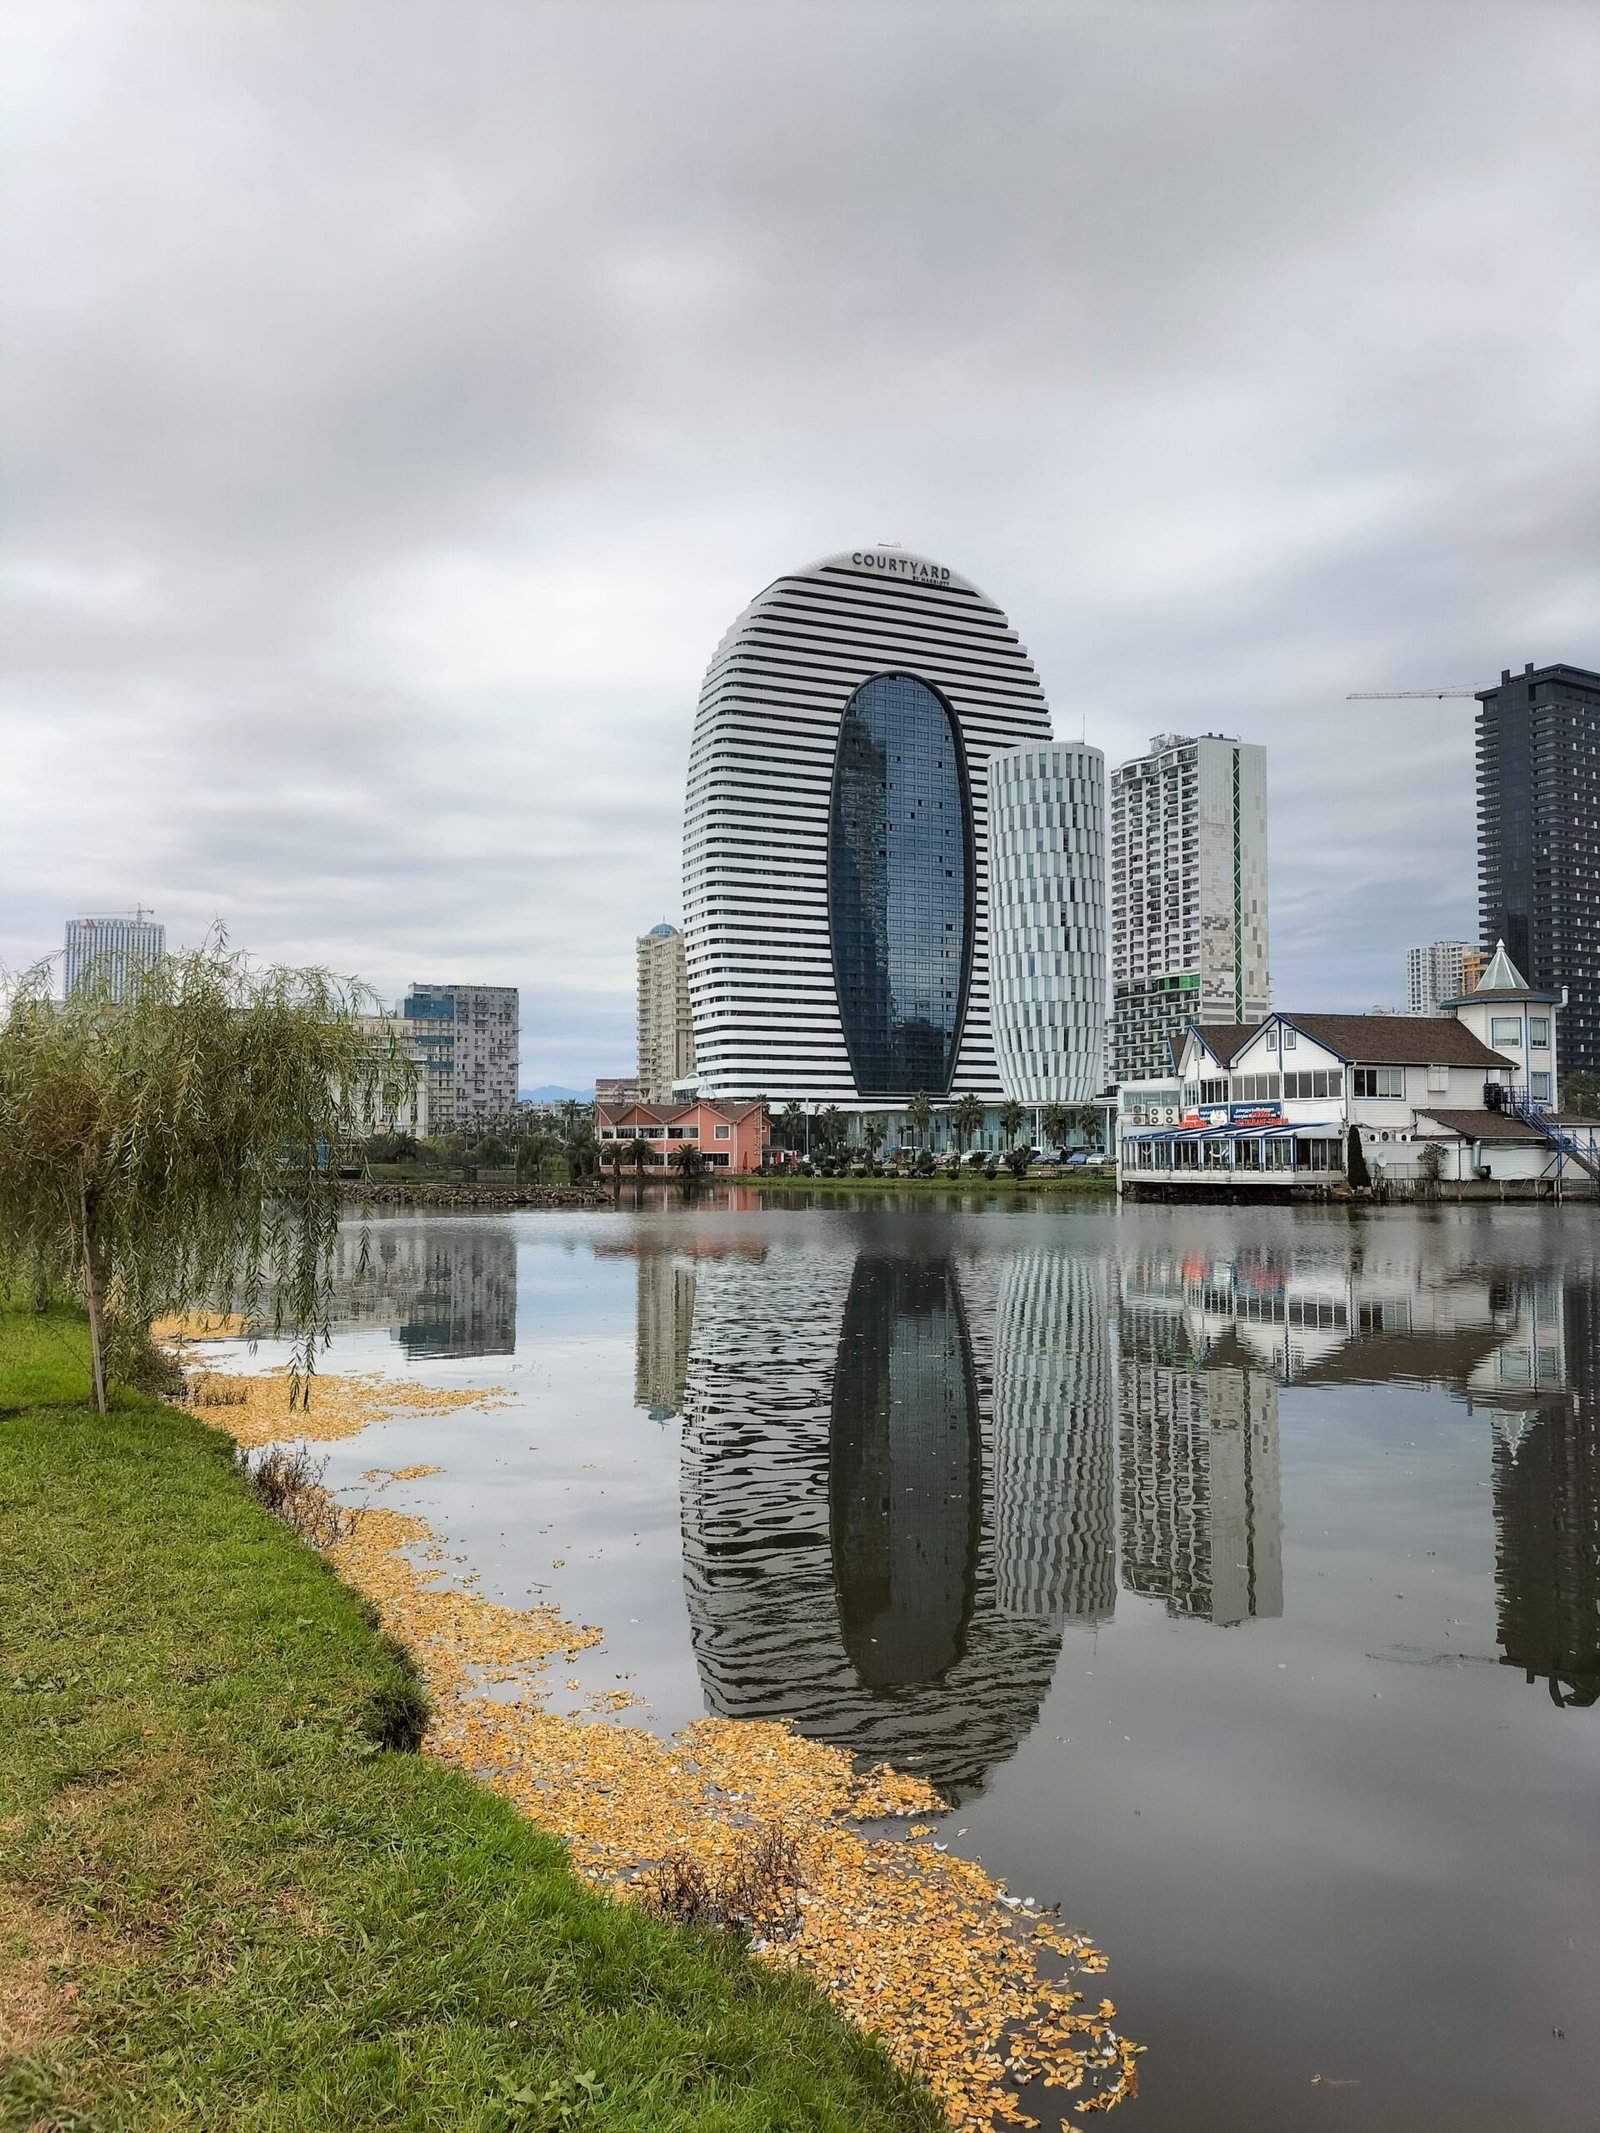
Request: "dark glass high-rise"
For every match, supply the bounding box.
[827,672,973,1097]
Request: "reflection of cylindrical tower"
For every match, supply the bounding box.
[678,1236,1061,1800]
[988,741,1106,1104]
[992,1251,1115,1626]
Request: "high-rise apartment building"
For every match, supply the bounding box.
[401,984,518,1128]
[1406,940,1475,1017]
[636,923,695,1102]
[63,910,165,1000]
[1109,734,1270,1081]
[1477,661,1600,1076]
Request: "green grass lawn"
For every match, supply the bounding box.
[0,1306,942,2132]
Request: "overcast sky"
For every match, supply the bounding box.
[4,1,1597,1086]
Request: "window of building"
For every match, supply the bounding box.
[1531,1071,1553,1101]
[1427,1063,1449,1093]
[1529,1017,1551,1046]
[1198,1078,1228,1104]
[1266,1026,1278,1051]
[1284,1070,1343,1100]
[1283,1027,1297,1049]
[1491,1016,1522,1045]
[1234,1074,1281,1101]
[714,1123,730,1140]
[1352,1066,1405,1099]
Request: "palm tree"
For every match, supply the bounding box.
[781,1100,805,1153]
[668,1141,705,1185]
[1040,1102,1070,1155]
[953,1091,983,1156]
[998,1097,1024,1148]
[818,1104,845,1156]
[564,1126,599,1184]
[862,1117,885,1169]
[602,1138,626,1195]
[1068,1102,1103,1152]
[906,1089,932,1150]
[628,1134,651,1178]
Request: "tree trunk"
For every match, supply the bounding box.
[79,1165,109,1415]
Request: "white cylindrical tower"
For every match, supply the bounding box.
[988,741,1106,1104]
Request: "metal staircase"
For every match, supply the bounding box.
[1503,1090,1600,1183]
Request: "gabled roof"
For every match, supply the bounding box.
[596,1097,765,1127]
[1277,1014,1510,1068]
[1179,1023,1259,1070]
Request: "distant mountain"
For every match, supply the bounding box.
[520,1084,589,1104]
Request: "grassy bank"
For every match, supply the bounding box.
[0,1307,940,2132]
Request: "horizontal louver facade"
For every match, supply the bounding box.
[682,549,1052,1102]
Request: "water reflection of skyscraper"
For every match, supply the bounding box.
[634,1251,697,1420]
[677,1242,1062,1801]
[1116,1340,1283,1628]
[325,1220,517,1359]
[1492,1277,1600,1708]
[991,1251,1116,1628]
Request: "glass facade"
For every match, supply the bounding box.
[828,672,973,1096]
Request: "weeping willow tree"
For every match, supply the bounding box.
[0,947,413,1412]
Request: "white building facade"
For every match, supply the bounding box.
[63,911,165,1001]
[681,548,1052,1104]
[1110,734,1270,1081]
[988,741,1106,1104]
[1407,940,1475,1017]
[1117,947,1598,1193]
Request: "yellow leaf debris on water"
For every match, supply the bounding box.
[194,1366,1141,2128]
[364,1464,447,1486]
[182,1366,502,1449]
[151,1311,255,1343]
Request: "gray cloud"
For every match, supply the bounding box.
[4,0,1598,1083]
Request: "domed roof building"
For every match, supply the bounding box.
[682,547,1075,1106]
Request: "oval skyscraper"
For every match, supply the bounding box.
[682,549,1052,1104]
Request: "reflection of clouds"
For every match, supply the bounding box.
[678,1241,1061,1801]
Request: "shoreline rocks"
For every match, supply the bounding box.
[341,1180,610,1210]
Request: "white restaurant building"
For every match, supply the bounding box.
[1117,944,1600,1194]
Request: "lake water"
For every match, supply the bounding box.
[220,1195,1599,2131]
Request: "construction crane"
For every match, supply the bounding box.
[1345,688,1475,700]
